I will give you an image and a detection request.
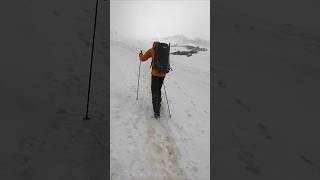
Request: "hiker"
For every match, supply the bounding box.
[139,41,169,118]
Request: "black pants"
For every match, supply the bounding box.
[151,75,165,115]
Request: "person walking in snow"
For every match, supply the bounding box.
[139,41,168,118]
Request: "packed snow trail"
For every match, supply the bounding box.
[110,38,210,179]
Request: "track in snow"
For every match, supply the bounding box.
[110,39,210,180]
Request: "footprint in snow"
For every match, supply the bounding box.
[192,166,199,173]
[300,155,313,165]
[81,8,90,14]
[65,67,74,73]
[12,153,30,165]
[56,108,70,115]
[265,135,272,140]
[217,79,226,88]
[238,151,261,175]
[48,9,60,16]
[257,123,267,131]
[45,72,58,83]
[16,98,39,112]
[18,136,47,152]
[184,110,192,117]
[257,123,273,140]
[233,98,251,112]
[18,170,33,180]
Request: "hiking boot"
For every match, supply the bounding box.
[154,113,160,119]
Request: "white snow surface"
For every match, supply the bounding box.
[213,1,320,179]
[0,1,107,179]
[110,36,210,179]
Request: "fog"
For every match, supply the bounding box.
[111,0,210,40]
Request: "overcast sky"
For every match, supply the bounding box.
[110,0,210,40]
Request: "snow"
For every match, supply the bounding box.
[110,35,210,179]
[213,1,320,179]
[161,35,210,48]
[0,0,107,179]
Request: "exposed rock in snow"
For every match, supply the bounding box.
[161,35,210,47]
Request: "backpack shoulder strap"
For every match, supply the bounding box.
[150,44,158,68]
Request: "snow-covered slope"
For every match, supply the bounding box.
[0,1,107,179]
[214,1,320,179]
[161,35,210,47]
[110,37,210,179]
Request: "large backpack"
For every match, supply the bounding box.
[152,42,171,73]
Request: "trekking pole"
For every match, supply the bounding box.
[163,83,172,118]
[136,50,142,100]
[83,0,99,120]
